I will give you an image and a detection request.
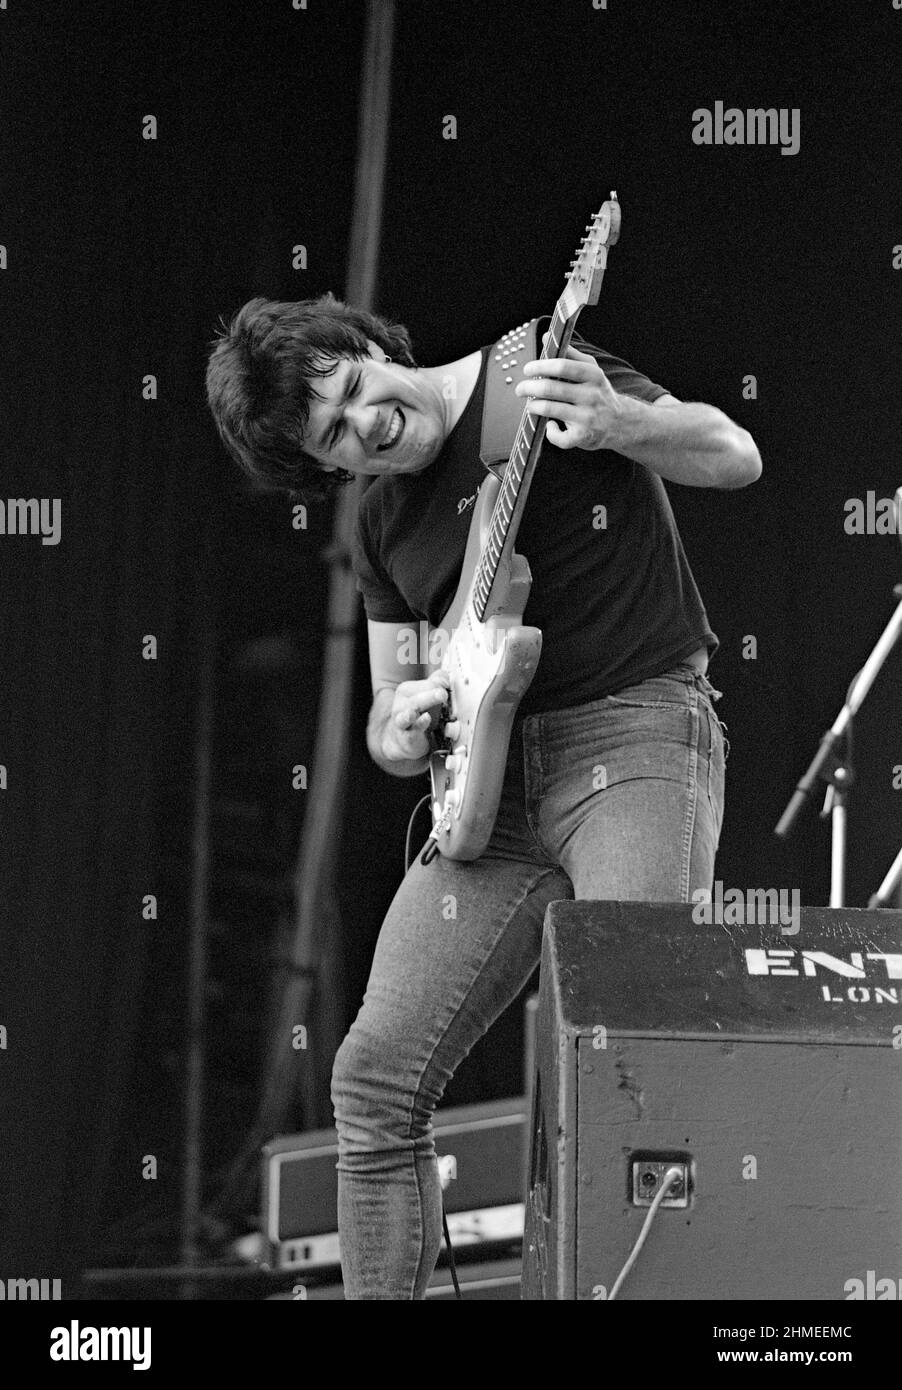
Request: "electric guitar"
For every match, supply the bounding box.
[421,194,621,863]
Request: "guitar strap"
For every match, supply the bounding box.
[479,317,541,480]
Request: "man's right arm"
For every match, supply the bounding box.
[365,620,454,778]
[367,685,428,777]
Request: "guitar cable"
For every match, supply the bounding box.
[605,1166,684,1300]
[405,792,434,876]
[418,719,453,865]
[405,793,464,1300]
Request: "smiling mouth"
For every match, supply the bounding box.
[377,407,404,451]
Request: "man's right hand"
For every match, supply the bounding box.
[381,671,453,763]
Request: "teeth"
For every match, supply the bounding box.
[381,409,402,449]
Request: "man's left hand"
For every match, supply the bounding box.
[515,344,626,451]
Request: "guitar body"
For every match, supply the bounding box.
[419,193,620,864]
[428,475,544,856]
[426,473,542,861]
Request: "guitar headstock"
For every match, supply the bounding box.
[558,192,621,322]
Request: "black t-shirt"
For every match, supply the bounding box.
[351,328,718,718]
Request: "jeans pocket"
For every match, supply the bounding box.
[704,704,727,844]
[605,673,695,711]
[693,675,729,762]
[707,702,730,762]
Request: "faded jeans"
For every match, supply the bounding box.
[330,664,728,1299]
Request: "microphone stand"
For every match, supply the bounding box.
[868,843,902,909]
[775,582,902,907]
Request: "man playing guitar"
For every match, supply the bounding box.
[206,269,761,1299]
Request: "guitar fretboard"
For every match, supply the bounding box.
[471,302,579,620]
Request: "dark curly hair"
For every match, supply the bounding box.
[204,293,417,502]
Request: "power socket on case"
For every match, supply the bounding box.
[629,1155,691,1209]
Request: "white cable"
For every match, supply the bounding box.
[605,1166,684,1301]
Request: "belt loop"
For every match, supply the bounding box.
[695,671,723,702]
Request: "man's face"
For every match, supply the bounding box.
[302,340,446,478]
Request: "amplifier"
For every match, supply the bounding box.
[267,1256,522,1301]
[522,902,902,1300]
[262,1095,528,1271]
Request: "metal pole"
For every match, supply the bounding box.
[282,0,397,1124]
[180,540,216,1288]
[214,0,396,1205]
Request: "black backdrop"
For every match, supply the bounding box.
[1,0,900,1281]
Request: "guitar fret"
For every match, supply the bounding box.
[478,293,582,620]
[438,202,619,824]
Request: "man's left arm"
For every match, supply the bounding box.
[515,345,762,490]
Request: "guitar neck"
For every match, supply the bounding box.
[470,301,582,622]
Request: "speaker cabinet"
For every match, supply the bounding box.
[522,902,902,1300]
[262,1095,527,1272]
